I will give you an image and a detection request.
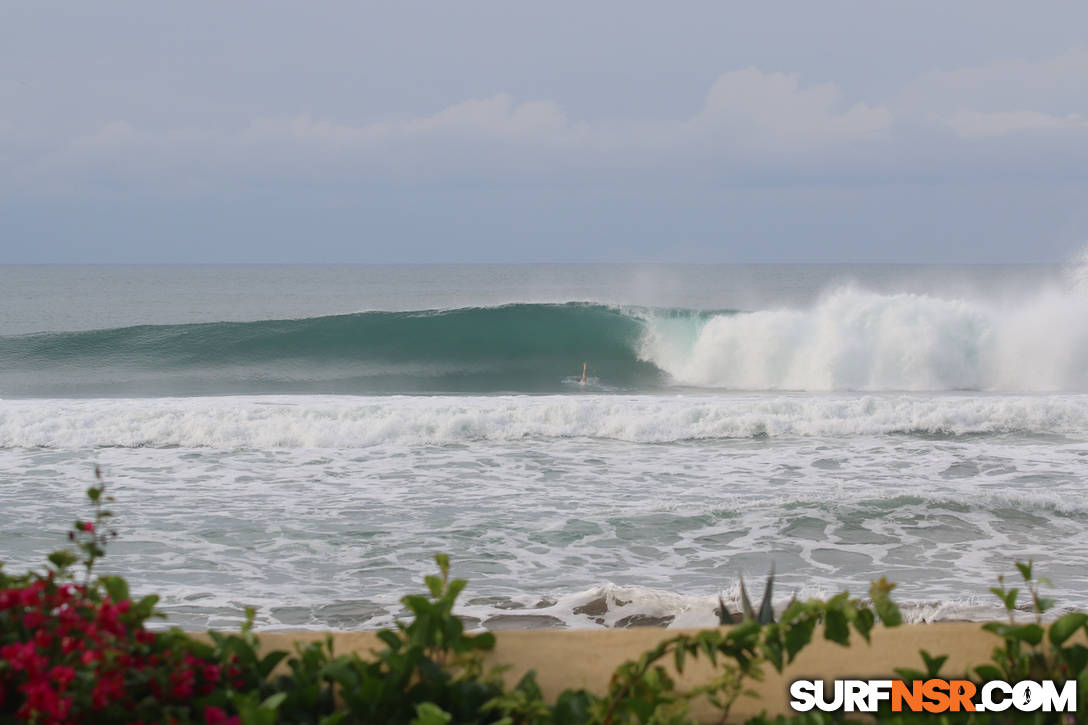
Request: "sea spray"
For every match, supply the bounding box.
[638,268,1088,391]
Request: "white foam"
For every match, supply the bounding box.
[454,584,1037,631]
[2,393,1087,449]
[638,271,1088,391]
[4,423,1086,631]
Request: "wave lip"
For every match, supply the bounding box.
[2,394,1086,449]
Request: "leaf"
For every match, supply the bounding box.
[974,665,1003,682]
[738,576,755,621]
[1062,643,1088,673]
[786,617,817,661]
[87,486,101,501]
[259,651,289,677]
[135,594,160,617]
[853,608,875,643]
[1012,623,1045,645]
[919,650,948,676]
[824,608,849,646]
[47,550,78,570]
[402,595,433,617]
[726,619,761,644]
[321,660,360,688]
[446,578,467,602]
[869,577,902,627]
[469,631,497,651]
[758,565,775,624]
[377,629,402,650]
[260,692,287,711]
[102,576,129,603]
[1050,613,1088,645]
[673,645,685,673]
[991,623,1045,645]
[410,702,453,725]
[1015,561,1032,582]
[717,595,735,625]
[553,689,593,725]
[760,636,784,671]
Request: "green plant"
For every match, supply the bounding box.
[719,567,778,626]
[976,560,1088,719]
[314,553,506,724]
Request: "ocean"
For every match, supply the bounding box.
[1,263,1086,631]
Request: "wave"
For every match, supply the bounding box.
[0,303,672,396]
[641,284,1088,392]
[3,269,1088,395]
[2,394,1086,448]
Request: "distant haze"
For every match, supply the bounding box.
[2,1,1087,263]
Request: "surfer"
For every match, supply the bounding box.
[580,362,588,384]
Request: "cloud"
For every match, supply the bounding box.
[694,69,892,146]
[5,50,1088,197]
[942,110,1088,139]
[898,46,1088,117]
[6,68,894,192]
[234,69,886,164]
[242,95,568,144]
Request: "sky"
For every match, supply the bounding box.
[2,1,1087,263]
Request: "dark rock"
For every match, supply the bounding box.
[482,614,565,630]
[615,614,675,628]
[573,596,608,617]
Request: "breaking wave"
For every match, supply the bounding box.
[3,264,1088,395]
[2,394,1086,448]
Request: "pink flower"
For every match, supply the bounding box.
[91,672,124,709]
[21,610,45,629]
[20,679,72,721]
[2,641,45,674]
[48,665,77,689]
[170,667,196,699]
[33,629,53,650]
[204,705,242,725]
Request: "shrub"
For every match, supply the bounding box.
[0,469,247,723]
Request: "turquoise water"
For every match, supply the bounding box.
[1,264,1086,630]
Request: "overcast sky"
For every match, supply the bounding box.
[2,1,1087,263]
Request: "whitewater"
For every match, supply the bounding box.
[1,263,1086,631]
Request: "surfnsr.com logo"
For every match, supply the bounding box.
[790,679,1077,714]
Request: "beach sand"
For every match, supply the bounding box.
[253,623,1007,722]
